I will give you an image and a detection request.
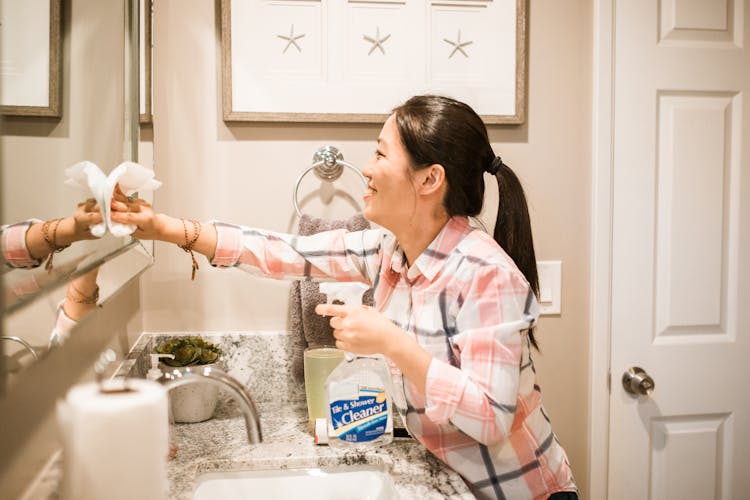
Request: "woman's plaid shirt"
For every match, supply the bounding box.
[212,216,577,500]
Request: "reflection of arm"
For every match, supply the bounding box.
[2,217,92,268]
[49,268,99,347]
[62,267,99,321]
[2,220,43,268]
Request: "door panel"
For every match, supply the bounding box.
[609,0,749,498]
[654,92,740,343]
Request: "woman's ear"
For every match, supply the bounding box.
[417,164,446,195]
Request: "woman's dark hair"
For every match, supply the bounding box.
[392,95,540,348]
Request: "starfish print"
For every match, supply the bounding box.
[443,29,473,58]
[363,26,391,56]
[277,24,305,54]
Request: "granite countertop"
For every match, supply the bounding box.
[25,332,475,499]
[28,400,473,500]
[168,399,474,500]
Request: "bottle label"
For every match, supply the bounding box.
[329,387,388,443]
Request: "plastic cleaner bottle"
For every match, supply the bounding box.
[318,282,393,447]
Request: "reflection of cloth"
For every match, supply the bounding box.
[64,161,161,237]
[1,220,42,269]
[209,216,576,498]
[287,214,373,382]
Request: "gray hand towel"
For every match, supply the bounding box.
[288,213,374,382]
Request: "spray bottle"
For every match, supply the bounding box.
[318,282,393,447]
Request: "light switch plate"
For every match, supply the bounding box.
[537,260,562,315]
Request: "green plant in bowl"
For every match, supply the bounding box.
[154,336,224,423]
[155,336,222,367]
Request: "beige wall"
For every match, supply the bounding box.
[146,0,592,495]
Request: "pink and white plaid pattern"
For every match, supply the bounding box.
[1,220,42,268]
[213,216,576,499]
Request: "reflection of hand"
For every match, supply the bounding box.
[22,200,105,265]
[72,198,104,242]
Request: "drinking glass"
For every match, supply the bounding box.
[303,345,344,432]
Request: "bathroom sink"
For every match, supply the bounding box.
[192,465,400,500]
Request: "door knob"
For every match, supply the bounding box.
[622,367,655,396]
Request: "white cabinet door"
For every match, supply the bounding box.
[609,0,750,498]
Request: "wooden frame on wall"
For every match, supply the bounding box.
[221,0,527,124]
[139,0,153,124]
[0,0,62,118]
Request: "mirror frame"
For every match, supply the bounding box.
[0,0,63,118]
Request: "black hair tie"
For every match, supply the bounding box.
[486,156,503,175]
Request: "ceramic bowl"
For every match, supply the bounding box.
[160,362,220,423]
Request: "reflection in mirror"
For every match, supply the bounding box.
[1,265,99,377]
[1,0,150,381]
[1,238,152,384]
[2,217,132,315]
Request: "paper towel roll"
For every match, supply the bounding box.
[57,379,169,500]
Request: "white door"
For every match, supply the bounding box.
[609,0,750,499]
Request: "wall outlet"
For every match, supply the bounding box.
[537,260,562,315]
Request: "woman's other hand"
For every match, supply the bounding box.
[315,302,432,395]
[315,303,403,356]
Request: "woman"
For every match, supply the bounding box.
[110,95,578,500]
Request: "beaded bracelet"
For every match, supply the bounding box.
[178,218,202,280]
[42,218,72,272]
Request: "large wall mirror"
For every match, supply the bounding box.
[0,0,152,387]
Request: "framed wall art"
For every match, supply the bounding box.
[139,0,153,124]
[221,0,527,124]
[0,0,62,117]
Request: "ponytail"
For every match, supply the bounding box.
[491,158,540,349]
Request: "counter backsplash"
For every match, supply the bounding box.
[118,331,306,404]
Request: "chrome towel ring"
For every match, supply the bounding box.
[293,146,368,217]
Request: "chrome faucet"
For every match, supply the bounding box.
[0,336,40,361]
[159,365,262,443]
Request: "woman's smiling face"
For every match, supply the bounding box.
[361,114,419,232]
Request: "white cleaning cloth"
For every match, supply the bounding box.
[64,161,161,237]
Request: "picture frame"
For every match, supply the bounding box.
[0,0,62,118]
[139,0,153,124]
[221,0,527,125]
